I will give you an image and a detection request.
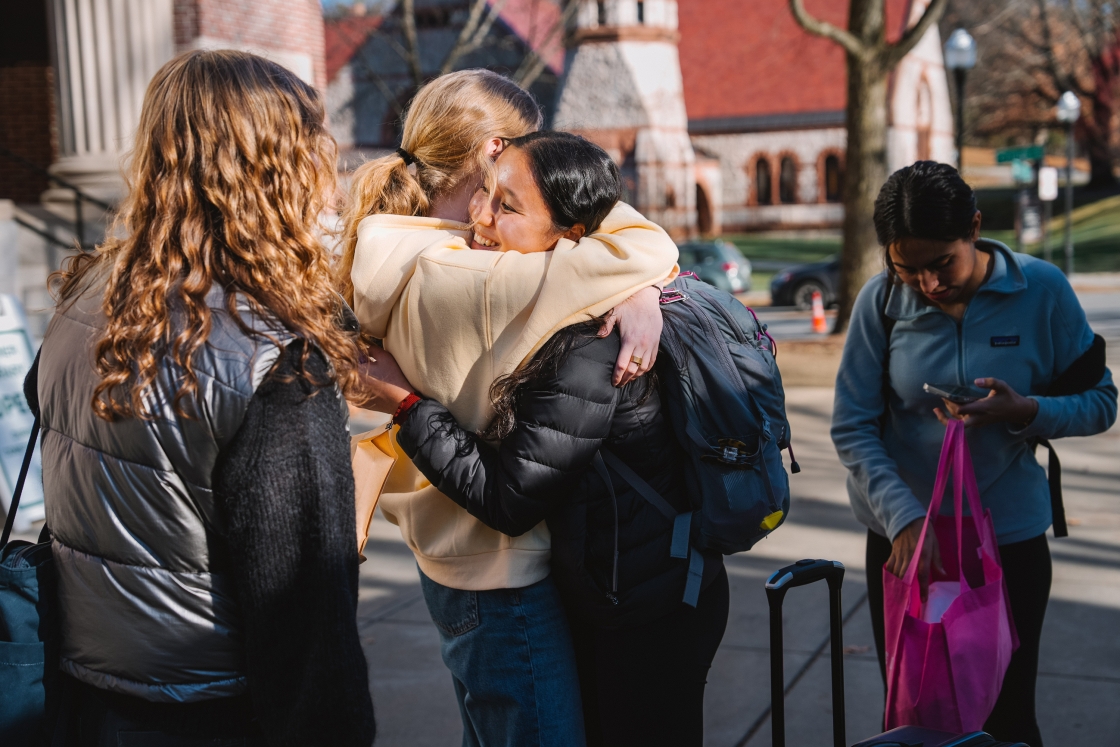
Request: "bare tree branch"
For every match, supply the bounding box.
[882,0,949,67]
[787,0,867,59]
[439,0,494,75]
[458,0,513,60]
[401,0,424,88]
[513,0,580,88]
[353,56,407,119]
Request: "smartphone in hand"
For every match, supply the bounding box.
[923,383,988,404]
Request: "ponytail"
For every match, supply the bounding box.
[336,69,542,305]
[336,152,429,304]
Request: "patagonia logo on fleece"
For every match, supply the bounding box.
[991,336,1020,347]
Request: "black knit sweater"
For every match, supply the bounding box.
[25,342,375,746]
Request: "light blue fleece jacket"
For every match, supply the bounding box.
[831,239,1117,545]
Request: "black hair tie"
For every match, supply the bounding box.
[396,147,418,166]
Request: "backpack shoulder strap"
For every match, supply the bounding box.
[879,282,897,435]
[598,449,692,560]
[1034,333,1107,540]
[0,415,42,550]
[1033,438,1067,538]
[598,450,677,519]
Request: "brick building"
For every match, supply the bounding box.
[553,0,699,237]
[0,3,56,205]
[324,0,953,236]
[0,0,325,208]
[679,0,954,232]
[0,0,326,335]
[324,0,563,158]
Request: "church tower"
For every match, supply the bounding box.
[553,0,698,238]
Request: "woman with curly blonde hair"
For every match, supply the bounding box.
[27,50,374,746]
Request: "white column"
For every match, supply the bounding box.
[45,0,174,204]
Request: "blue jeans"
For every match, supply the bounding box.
[419,569,586,747]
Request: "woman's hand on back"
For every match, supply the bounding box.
[885,518,944,602]
[933,377,1039,429]
[355,345,417,413]
[598,285,662,387]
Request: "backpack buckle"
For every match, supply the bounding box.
[659,288,688,305]
[715,438,754,465]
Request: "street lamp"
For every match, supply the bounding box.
[944,29,977,171]
[1056,91,1081,276]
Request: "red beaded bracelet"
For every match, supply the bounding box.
[391,392,422,426]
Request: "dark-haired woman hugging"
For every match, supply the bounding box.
[362,131,727,747]
[831,161,1116,744]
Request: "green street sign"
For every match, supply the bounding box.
[996,145,1045,163]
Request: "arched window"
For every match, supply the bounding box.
[637,1,645,23]
[779,157,797,204]
[755,159,772,205]
[824,155,843,203]
[597,1,607,25]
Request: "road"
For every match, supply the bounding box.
[751,284,1120,346]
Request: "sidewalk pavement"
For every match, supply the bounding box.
[357,387,1120,746]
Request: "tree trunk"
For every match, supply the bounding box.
[835,58,890,333]
[1087,44,1119,188]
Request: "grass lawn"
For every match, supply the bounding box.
[985,194,1120,273]
[720,193,1120,276]
[721,234,839,291]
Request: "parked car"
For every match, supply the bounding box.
[769,257,840,309]
[676,240,752,293]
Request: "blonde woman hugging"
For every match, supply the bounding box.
[340,70,677,747]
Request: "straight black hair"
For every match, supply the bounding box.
[873,161,978,279]
[506,131,621,235]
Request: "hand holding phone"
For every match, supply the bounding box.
[923,383,988,405]
[928,378,1039,429]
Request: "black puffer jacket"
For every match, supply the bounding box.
[397,325,722,629]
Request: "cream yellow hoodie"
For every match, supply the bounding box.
[352,202,678,590]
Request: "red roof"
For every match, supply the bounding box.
[325,14,383,83]
[496,0,564,75]
[678,0,912,127]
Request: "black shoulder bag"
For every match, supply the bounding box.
[1034,333,1107,537]
[1,349,71,744]
[0,415,67,744]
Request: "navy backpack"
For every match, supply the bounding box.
[593,272,797,606]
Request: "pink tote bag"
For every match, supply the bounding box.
[883,419,1019,732]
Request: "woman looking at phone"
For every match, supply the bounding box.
[831,161,1116,745]
[362,131,727,747]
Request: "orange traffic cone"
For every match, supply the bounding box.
[811,290,828,334]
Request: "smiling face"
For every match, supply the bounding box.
[886,212,988,309]
[467,146,581,253]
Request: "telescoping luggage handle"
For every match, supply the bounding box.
[765,558,846,747]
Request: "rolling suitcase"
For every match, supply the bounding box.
[764,558,1029,747]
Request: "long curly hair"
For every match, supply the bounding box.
[335,69,542,304]
[53,50,366,421]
